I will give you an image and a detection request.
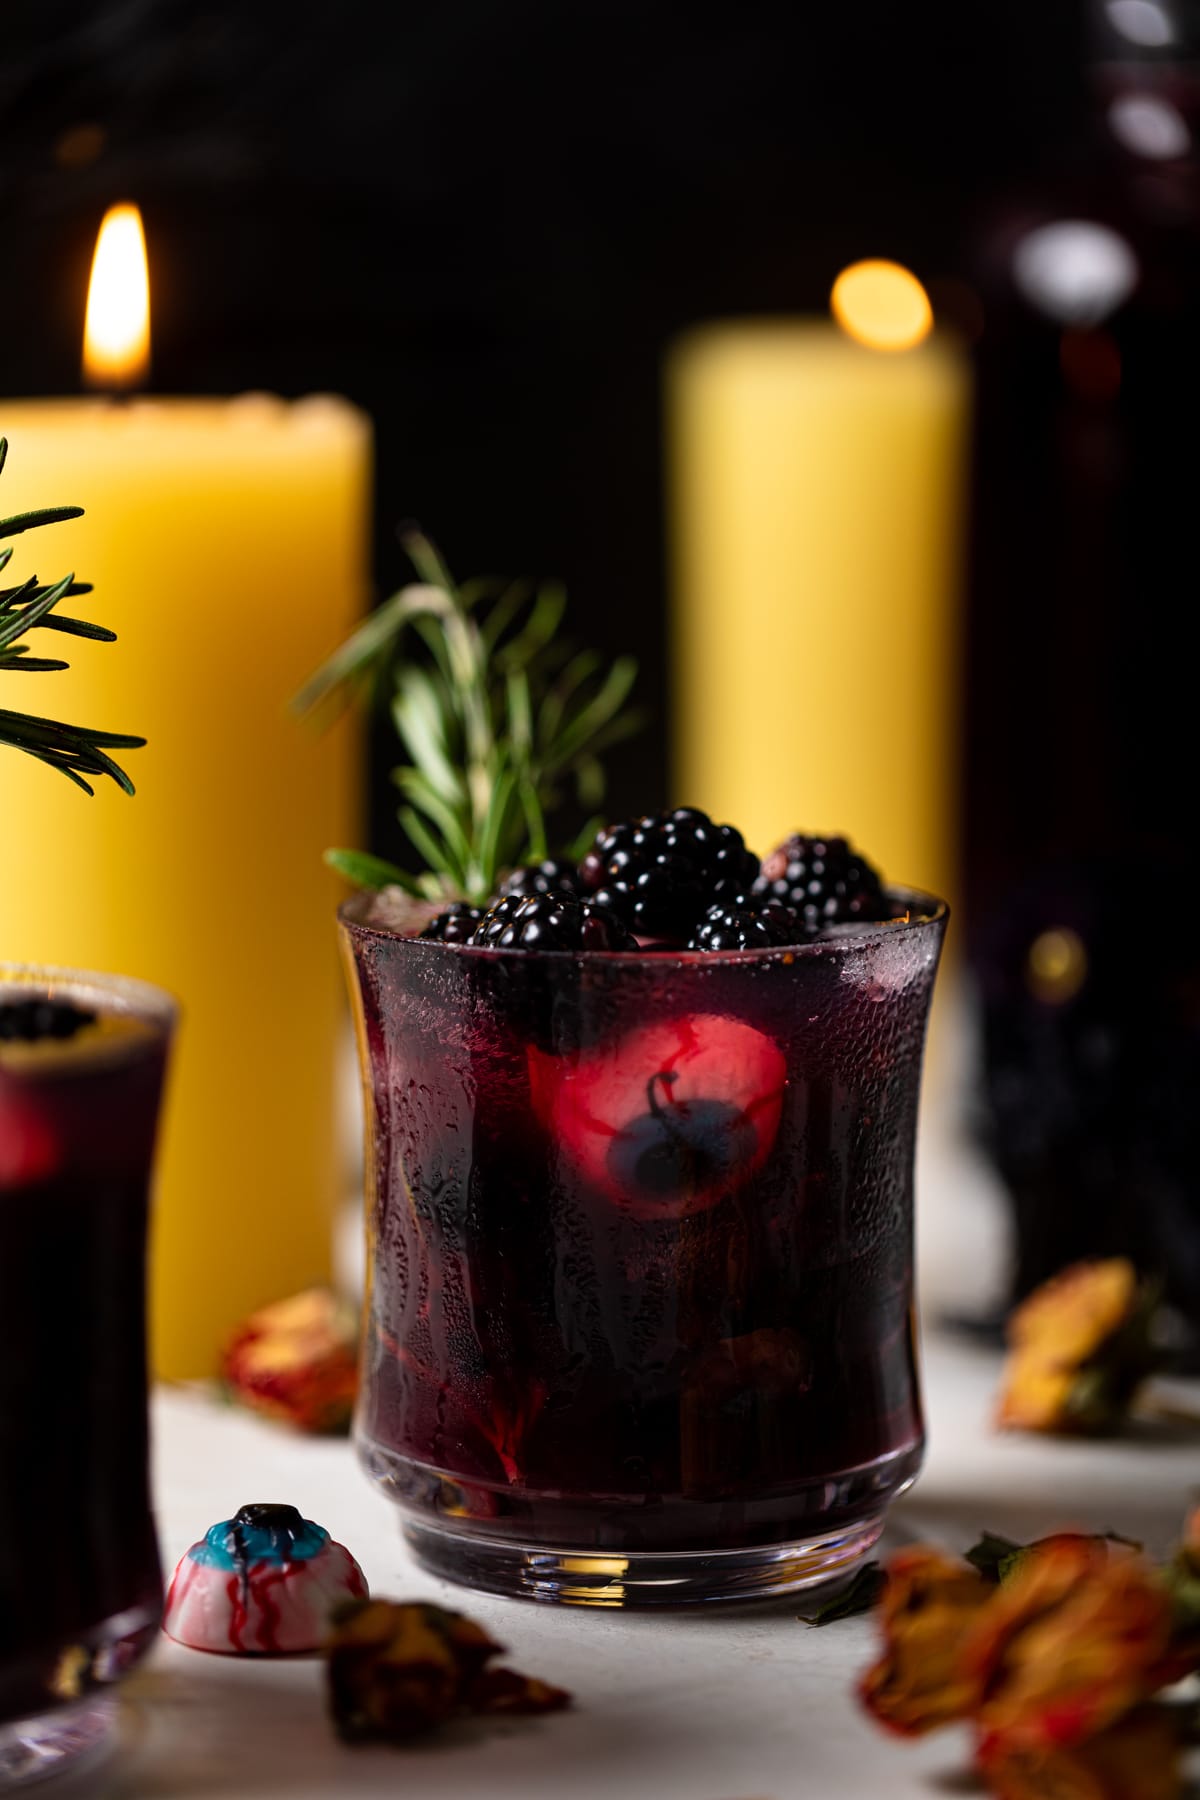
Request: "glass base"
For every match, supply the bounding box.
[404,1513,885,1607]
[0,1698,118,1792]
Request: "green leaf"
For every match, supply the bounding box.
[493,582,566,672]
[478,579,534,654]
[517,774,548,862]
[12,612,116,642]
[0,575,38,613]
[538,649,601,749]
[295,531,644,895]
[291,581,453,718]
[800,1562,886,1625]
[399,527,459,600]
[391,667,463,804]
[963,1532,1024,1582]
[397,804,458,891]
[322,848,417,892]
[506,666,534,756]
[0,572,75,650]
[391,766,474,873]
[0,655,70,673]
[0,505,84,539]
[575,754,606,810]
[477,762,519,892]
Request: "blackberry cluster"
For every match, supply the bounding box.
[419,903,482,944]
[578,807,759,939]
[469,891,637,953]
[688,898,799,952]
[752,834,888,936]
[499,858,581,899]
[0,998,96,1043]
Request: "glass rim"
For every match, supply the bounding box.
[338,884,949,966]
[0,961,179,1026]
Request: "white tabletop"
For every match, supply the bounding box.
[82,1329,1199,1800]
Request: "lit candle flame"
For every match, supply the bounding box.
[830,259,933,352]
[83,203,151,390]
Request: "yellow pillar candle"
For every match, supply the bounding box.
[667,275,969,904]
[0,213,371,1378]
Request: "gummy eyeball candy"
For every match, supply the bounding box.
[527,1013,786,1218]
[164,1503,367,1655]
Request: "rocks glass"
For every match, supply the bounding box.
[0,967,173,1787]
[341,894,946,1605]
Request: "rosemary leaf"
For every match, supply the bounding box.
[323,848,418,892]
[477,579,534,654]
[391,767,475,872]
[0,505,84,538]
[0,571,75,651]
[547,655,639,766]
[295,532,643,898]
[398,804,457,892]
[1,656,71,674]
[493,582,566,672]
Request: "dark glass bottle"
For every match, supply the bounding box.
[967,0,1200,1341]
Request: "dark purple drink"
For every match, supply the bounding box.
[342,891,946,1605]
[0,968,173,1783]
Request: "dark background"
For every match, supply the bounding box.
[0,0,1094,878]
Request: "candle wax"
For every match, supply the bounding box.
[668,323,969,907]
[0,395,371,1378]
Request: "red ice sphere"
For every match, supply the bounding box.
[527,1013,786,1218]
[0,1085,60,1189]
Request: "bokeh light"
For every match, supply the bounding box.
[830,259,933,351]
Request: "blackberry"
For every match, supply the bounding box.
[0,998,96,1043]
[469,890,638,952]
[688,900,800,952]
[752,833,888,937]
[419,903,482,944]
[499,857,582,899]
[578,807,759,939]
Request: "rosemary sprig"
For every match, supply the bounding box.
[0,437,145,795]
[296,529,642,906]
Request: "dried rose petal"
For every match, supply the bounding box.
[996,1259,1156,1435]
[978,1703,1182,1800]
[961,1535,1173,1755]
[858,1548,992,1736]
[468,1666,572,1715]
[325,1599,570,1744]
[222,1287,358,1433]
[327,1599,501,1741]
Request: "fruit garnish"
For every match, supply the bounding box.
[528,1013,786,1215]
[578,805,759,940]
[688,899,800,952]
[418,902,482,943]
[499,857,582,898]
[295,529,641,907]
[0,998,95,1042]
[1,436,145,793]
[325,1598,570,1742]
[470,890,637,952]
[753,833,889,935]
